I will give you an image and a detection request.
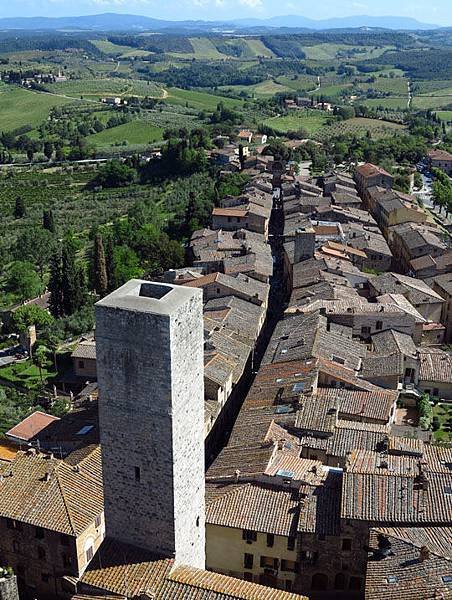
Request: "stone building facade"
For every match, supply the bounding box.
[0,574,19,600]
[95,280,206,569]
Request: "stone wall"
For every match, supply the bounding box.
[0,575,19,600]
[96,281,205,569]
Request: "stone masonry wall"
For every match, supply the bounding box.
[0,576,19,600]
[96,282,205,568]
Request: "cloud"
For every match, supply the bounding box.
[239,0,263,6]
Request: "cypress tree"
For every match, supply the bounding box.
[75,265,90,311]
[14,196,25,219]
[48,251,64,318]
[105,236,115,292]
[94,234,108,297]
[43,209,56,233]
[61,238,79,316]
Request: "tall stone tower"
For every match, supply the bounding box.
[95,280,205,569]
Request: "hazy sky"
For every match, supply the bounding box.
[1,0,450,25]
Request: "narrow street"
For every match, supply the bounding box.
[205,183,287,466]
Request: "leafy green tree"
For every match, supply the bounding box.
[33,344,51,385]
[55,144,65,162]
[14,196,25,219]
[50,397,70,418]
[418,393,433,430]
[93,159,137,188]
[40,330,61,372]
[112,246,143,288]
[13,227,56,278]
[263,139,291,161]
[413,171,423,190]
[6,261,43,302]
[11,305,53,333]
[210,102,240,125]
[43,141,54,161]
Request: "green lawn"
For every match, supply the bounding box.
[425,86,452,97]
[169,37,225,60]
[219,79,293,98]
[0,84,73,131]
[303,43,355,60]
[358,77,408,95]
[42,78,164,101]
[303,43,393,61]
[90,39,139,55]
[411,96,452,110]
[244,39,276,58]
[0,360,57,390]
[361,97,409,110]
[263,111,332,134]
[276,75,318,93]
[166,88,243,111]
[432,403,452,443]
[88,121,164,147]
[120,49,153,59]
[315,117,406,141]
[435,111,452,122]
[315,84,353,98]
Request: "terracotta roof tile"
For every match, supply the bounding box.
[365,527,452,599]
[81,538,173,597]
[6,411,60,442]
[355,163,392,179]
[0,446,103,535]
[206,483,300,536]
[419,348,452,384]
[161,566,307,599]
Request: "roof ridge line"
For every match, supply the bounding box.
[206,482,250,507]
[55,464,77,536]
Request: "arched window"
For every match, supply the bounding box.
[312,573,328,590]
[334,573,346,590]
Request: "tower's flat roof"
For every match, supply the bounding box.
[95,279,202,316]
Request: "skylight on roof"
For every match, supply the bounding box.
[444,487,452,495]
[292,382,305,393]
[275,405,293,415]
[76,425,94,436]
[276,469,295,479]
[442,575,452,585]
[387,576,398,584]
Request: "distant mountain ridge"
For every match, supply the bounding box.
[0,12,440,32]
[235,14,440,30]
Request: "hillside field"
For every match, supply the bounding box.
[263,111,333,134]
[0,84,74,131]
[88,121,164,147]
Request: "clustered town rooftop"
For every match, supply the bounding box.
[0,132,451,600]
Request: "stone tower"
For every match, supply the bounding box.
[294,227,315,263]
[95,280,205,569]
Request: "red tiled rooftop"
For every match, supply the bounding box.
[428,148,452,161]
[182,272,220,287]
[6,411,60,442]
[212,208,248,218]
[355,163,392,179]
